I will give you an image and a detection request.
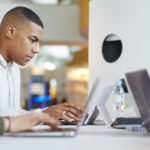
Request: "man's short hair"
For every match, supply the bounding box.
[2,6,44,29]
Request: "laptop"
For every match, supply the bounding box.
[119,69,150,132]
[84,85,113,126]
[4,76,101,137]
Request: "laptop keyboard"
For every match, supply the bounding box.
[126,125,147,132]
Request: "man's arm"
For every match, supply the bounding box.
[0,112,60,135]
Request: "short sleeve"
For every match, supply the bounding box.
[0,117,4,135]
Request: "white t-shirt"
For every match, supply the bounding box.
[0,55,27,116]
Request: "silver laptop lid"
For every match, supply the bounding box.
[76,76,101,133]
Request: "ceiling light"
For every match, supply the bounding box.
[43,62,56,71]
[41,45,70,59]
[31,0,58,4]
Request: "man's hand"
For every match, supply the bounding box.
[4,112,60,133]
[43,102,83,123]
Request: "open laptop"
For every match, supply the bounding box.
[120,69,150,132]
[4,76,101,137]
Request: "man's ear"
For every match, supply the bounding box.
[6,24,16,40]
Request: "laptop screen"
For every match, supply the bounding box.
[125,69,150,121]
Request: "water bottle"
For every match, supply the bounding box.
[112,80,125,121]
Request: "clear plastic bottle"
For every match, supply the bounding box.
[112,80,125,121]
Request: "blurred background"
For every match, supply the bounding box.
[0,0,89,110]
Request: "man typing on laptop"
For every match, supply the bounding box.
[0,7,83,124]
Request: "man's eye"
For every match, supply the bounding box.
[30,39,35,43]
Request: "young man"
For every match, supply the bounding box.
[0,6,82,123]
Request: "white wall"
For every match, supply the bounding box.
[89,0,150,116]
[0,2,86,42]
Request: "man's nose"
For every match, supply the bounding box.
[32,44,40,54]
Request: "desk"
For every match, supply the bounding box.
[0,125,150,150]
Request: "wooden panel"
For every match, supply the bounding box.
[79,0,89,38]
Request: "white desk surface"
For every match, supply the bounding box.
[0,125,150,150]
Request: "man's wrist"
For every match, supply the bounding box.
[42,107,48,113]
[3,117,11,132]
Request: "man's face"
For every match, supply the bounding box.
[8,21,43,66]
